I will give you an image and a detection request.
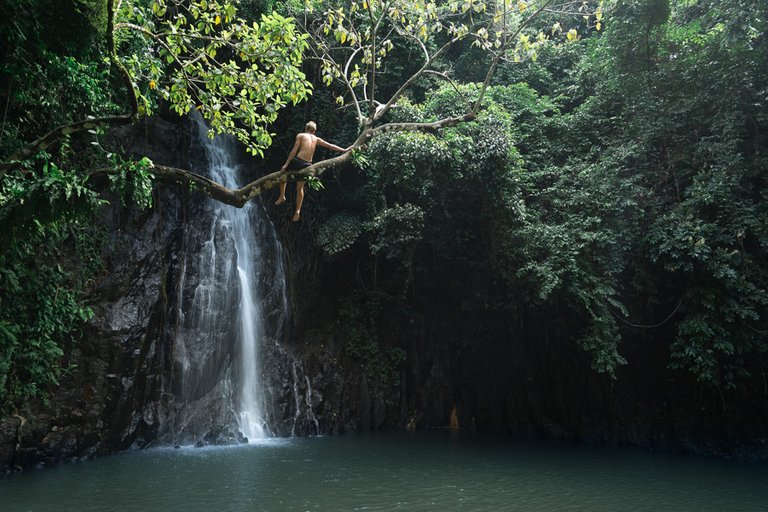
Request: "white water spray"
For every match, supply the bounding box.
[188,115,278,442]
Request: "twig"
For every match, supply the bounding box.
[0,78,12,149]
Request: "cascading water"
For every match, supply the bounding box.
[167,114,289,444]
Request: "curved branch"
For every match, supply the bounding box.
[409,29,430,63]
[341,46,366,115]
[343,46,365,80]
[0,115,136,173]
[145,151,355,208]
[372,34,465,123]
[326,55,365,125]
[109,4,139,119]
[471,0,554,116]
[303,23,365,125]
[90,111,476,208]
[423,69,462,95]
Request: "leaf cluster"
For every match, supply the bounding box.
[115,0,313,156]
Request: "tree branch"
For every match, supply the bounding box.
[366,0,379,122]
[0,115,136,174]
[108,0,139,119]
[114,22,195,86]
[89,110,475,209]
[341,46,366,120]
[302,22,365,125]
[471,0,554,116]
[373,34,465,123]
[423,69,462,95]
[368,114,476,138]
[145,151,354,208]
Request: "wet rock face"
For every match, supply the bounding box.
[157,193,241,446]
[0,116,306,471]
[0,113,374,471]
[259,339,331,437]
[0,118,189,470]
[0,189,185,469]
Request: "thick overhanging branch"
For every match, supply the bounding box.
[139,151,354,208]
[92,113,475,208]
[163,115,474,204]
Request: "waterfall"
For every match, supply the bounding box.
[168,114,288,444]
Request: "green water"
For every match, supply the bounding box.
[1,431,766,511]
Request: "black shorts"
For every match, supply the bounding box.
[287,157,312,171]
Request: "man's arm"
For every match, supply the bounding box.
[317,138,350,153]
[281,135,302,171]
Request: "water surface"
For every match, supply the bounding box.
[1,431,766,512]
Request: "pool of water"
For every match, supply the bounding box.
[1,431,766,511]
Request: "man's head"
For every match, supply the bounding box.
[305,121,317,133]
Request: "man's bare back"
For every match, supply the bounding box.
[294,132,320,162]
[291,132,346,164]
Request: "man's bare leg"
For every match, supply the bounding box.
[293,181,305,221]
[274,182,287,205]
[275,183,287,205]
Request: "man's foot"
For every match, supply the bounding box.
[292,210,301,222]
[274,197,286,205]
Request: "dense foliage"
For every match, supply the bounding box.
[1,0,766,418]
[304,0,767,401]
[0,0,312,414]
[0,0,598,414]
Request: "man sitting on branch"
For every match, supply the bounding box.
[275,121,350,222]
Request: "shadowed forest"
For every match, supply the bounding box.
[1,0,767,466]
